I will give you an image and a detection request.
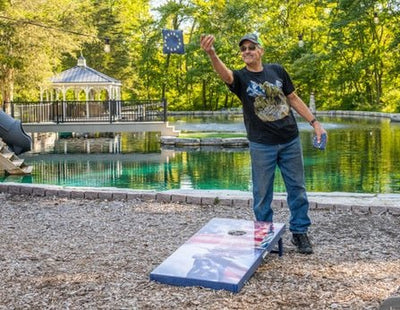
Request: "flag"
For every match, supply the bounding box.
[162,29,185,54]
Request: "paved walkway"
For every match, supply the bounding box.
[1,182,399,215]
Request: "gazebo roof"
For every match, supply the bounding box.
[50,56,121,85]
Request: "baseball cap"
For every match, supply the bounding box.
[238,33,263,47]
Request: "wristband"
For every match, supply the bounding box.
[309,118,318,126]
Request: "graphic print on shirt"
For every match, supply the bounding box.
[246,80,290,122]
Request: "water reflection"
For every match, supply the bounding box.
[301,117,400,193]
[3,116,400,193]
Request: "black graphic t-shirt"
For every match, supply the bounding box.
[228,64,299,145]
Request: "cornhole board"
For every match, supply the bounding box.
[150,217,286,293]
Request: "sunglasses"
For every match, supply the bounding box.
[240,44,257,52]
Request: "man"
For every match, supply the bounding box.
[200,33,327,254]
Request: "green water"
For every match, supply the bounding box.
[3,116,400,193]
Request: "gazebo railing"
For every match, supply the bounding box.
[4,99,167,123]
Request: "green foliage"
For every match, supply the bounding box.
[0,0,399,112]
[0,0,96,101]
[381,88,400,113]
[0,0,6,10]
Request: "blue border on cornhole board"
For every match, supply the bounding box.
[150,217,286,293]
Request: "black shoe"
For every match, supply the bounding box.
[291,233,313,254]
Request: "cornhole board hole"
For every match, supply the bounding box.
[150,217,285,293]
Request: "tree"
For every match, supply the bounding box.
[324,0,397,110]
[1,0,400,112]
[76,0,154,100]
[0,0,96,107]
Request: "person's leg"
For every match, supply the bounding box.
[277,137,313,254]
[249,141,278,222]
[277,137,311,233]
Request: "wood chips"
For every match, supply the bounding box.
[0,193,399,309]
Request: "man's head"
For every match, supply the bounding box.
[238,33,264,70]
[238,33,263,48]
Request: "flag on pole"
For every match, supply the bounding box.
[162,29,185,54]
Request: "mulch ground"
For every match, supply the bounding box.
[1,192,399,309]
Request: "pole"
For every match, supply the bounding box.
[163,98,167,122]
[309,92,316,114]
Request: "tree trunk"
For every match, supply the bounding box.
[202,80,207,110]
[0,67,14,113]
[214,95,219,111]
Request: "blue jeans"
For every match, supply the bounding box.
[249,137,311,233]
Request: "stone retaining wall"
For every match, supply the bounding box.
[315,110,400,120]
[1,183,399,215]
[160,136,249,147]
[162,110,400,147]
[167,109,400,121]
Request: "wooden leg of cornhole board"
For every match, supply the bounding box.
[278,238,283,256]
[267,238,284,258]
[150,218,286,293]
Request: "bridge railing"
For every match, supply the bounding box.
[3,99,167,123]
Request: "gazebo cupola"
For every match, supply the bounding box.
[77,54,87,67]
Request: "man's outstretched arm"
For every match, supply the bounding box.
[200,35,234,85]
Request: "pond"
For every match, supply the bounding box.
[2,115,400,194]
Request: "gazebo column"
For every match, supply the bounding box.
[117,87,121,118]
[85,87,90,119]
[110,86,121,118]
[62,88,67,120]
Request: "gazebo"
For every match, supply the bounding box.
[40,55,122,118]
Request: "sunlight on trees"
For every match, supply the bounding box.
[0,0,399,112]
